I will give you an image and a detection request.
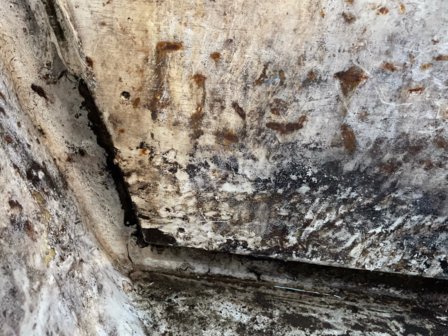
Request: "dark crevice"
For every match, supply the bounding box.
[78,79,140,231]
[41,0,66,43]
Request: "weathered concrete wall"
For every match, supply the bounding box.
[51,0,448,278]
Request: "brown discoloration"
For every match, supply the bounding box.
[408,86,425,94]
[340,123,357,153]
[342,12,356,24]
[379,160,401,175]
[24,220,36,241]
[266,115,307,134]
[434,135,448,150]
[335,66,368,96]
[31,84,48,101]
[279,70,286,86]
[190,73,207,140]
[398,3,406,13]
[4,134,13,144]
[270,98,288,116]
[210,52,221,63]
[149,41,183,121]
[156,41,183,53]
[345,0,354,4]
[85,56,94,68]
[132,97,141,108]
[306,70,317,81]
[434,54,448,61]
[118,128,125,134]
[320,9,325,18]
[8,199,23,211]
[381,62,397,72]
[420,63,433,70]
[377,7,389,15]
[231,102,246,120]
[255,63,269,85]
[216,129,239,144]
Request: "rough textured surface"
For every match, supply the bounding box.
[52,0,448,278]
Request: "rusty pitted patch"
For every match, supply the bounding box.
[334,65,368,97]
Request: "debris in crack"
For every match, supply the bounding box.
[78,79,139,228]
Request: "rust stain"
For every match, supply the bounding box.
[254,63,269,85]
[266,115,307,134]
[132,97,141,108]
[149,41,183,121]
[377,7,389,15]
[342,12,356,24]
[85,56,94,68]
[210,52,221,63]
[190,73,207,140]
[381,62,397,72]
[216,129,239,144]
[231,102,246,120]
[420,63,433,70]
[270,98,288,116]
[340,123,357,153]
[399,3,406,13]
[434,135,448,149]
[279,70,286,86]
[334,65,368,96]
[118,128,125,134]
[408,86,425,94]
[434,54,448,61]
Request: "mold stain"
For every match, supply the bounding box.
[190,73,207,140]
[210,52,221,63]
[340,123,357,153]
[341,12,356,24]
[254,63,269,85]
[148,41,183,121]
[266,115,307,134]
[231,102,246,120]
[381,62,397,72]
[334,66,368,97]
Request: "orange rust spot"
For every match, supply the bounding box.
[381,62,397,72]
[156,41,183,53]
[139,148,149,156]
[85,56,94,68]
[231,102,246,120]
[210,52,221,62]
[377,7,389,15]
[399,3,406,13]
[266,115,307,134]
[132,97,141,108]
[342,12,356,24]
[434,54,448,61]
[334,65,368,96]
[408,86,425,94]
[192,73,207,86]
[420,63,433,70]
[340,123,357,154]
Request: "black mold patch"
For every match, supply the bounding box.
[142,228,177,245]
